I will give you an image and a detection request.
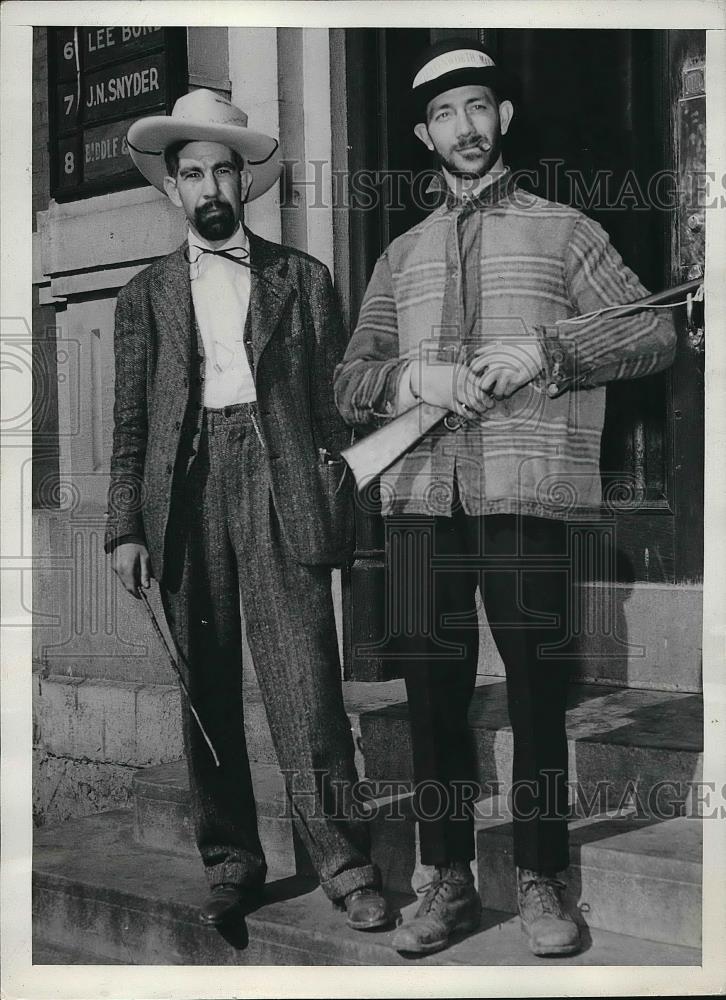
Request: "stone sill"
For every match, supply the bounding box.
[36,186,187,296]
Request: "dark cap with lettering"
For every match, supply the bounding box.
[411,38,509,120]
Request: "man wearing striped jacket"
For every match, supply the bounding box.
[334,39,677,958]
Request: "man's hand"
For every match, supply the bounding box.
[469,341,544,399]
[410,360,495,417]
[111,542,154,599]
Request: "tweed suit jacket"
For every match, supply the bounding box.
[105,228,354,581]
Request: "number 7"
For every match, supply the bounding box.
[63,94,74,115]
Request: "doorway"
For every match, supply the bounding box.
[336,28,705,679]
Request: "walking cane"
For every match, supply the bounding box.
[139,588,220,768]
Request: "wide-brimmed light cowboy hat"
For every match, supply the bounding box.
[127,89,282,201]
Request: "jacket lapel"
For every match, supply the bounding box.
[246,228,295,362]
[151,232,294,372]
[153,244,193,367]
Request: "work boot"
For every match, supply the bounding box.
[392,861,481,955]
[517,867,581,956]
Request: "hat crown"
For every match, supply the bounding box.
[171,89,249,129]
[409,37,507,116]
[412,38,497,90]
[126,86,281,199]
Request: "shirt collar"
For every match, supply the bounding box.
[187,222,249,262]
[427,167,517,213]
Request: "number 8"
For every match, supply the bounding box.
[64,151,75,175]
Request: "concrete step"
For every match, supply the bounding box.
[31,940,126,964]
[132,759,315,878]
[359,679,703,809]
[33,810,698,966]
[32,671,408,827]
[367,792,702,949]
[131,759,701,949]
[475,804,702,949]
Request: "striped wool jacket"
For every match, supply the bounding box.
[334,175,677,519]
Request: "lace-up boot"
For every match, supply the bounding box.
[517,867,581,956]
[392,861,481,954]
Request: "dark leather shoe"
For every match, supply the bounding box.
[343,888,391,930]
[199,884,245,926]
[392,862,481,955]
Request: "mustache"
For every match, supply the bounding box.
[198,200,233,216]
[454,137,493,152]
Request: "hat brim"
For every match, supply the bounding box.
[127,117,282,200]
[411,66,509,121]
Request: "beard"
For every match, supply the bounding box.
[194,200,237,242]
[436,126,502,180]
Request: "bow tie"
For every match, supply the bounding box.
[186,245,253,280]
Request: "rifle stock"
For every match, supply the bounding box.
[341,402,447,488]
[340,277,702,490]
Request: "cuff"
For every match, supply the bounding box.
[337,358,410,426]
[203,855,268,890]
[394,360,419,415]
[536,325,587,398]
[323,863,381,903]
[104,533,146,555]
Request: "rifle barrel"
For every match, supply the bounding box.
[592,277,702,316]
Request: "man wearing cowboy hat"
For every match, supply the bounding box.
[335,39,676,957]
[105,89,389,931]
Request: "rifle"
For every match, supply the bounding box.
[341,277,703,489]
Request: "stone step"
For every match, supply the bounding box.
[477,800,703,948]
[32,671,408,826]
[31,940,127,964]
[367,793,702,948]
[132,759,315,878]
[131,760,701,949]
[36,672,701,828]
[359,680,703,809]
[475,806,702,949]
[33,810,699,966]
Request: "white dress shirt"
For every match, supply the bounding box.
[188,223,257,407]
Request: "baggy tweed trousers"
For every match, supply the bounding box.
[160,402,378,901]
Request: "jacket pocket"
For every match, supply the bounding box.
[316,458,354,562]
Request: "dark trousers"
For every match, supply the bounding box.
[386,499,572,874]
[160,403,378,900]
